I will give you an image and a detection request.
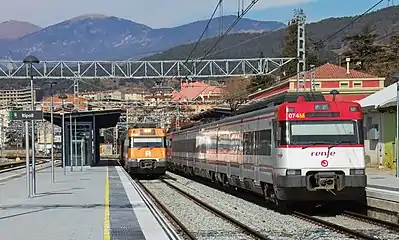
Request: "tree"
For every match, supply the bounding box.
[342,25,382,71]
[282,21,297,76]
[223,77,251,112]
[247,74,277,93]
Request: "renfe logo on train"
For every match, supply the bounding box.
[311,151,336,158]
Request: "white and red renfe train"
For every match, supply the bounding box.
[167,92,367,210]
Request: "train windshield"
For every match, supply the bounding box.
[129,137,166,148]
[280,120,363,145]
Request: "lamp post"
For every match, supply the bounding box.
[72,109,79,171]
[58,93,68,175]
[23,55,40,196]
[393,73,399,178]
[47,81,57,183]
[65,103,75,171]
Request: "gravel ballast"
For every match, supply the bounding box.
[165,172,351,240]
[142,180,257,240]
[314,215,399,240]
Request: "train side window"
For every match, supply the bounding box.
[243,132,249,155]
[190,138,196,153]
[258,130,272,156]
[243,132,254,155]
[255,131,261,155]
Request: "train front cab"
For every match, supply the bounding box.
[270,100,367,208]
[125,128,167,176]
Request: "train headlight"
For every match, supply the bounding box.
[349,106,360,112]
[350,169,365,175]
[286,169,301,175]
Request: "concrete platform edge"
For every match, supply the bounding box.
[115,166,182,240]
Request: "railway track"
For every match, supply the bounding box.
[166,172,399,239]
[139,178,271,240]
[136,179,197,240]
[0,159,52,173]
[292,210,399,239]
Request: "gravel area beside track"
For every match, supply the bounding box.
[165,172,350,240]
[141,180,256,240]
[314,215,399,240]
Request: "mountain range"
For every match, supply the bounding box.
[144,6,399,63]
[0,15,285,61]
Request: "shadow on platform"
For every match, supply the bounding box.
[93,159,120,167]
[0,203,144,220]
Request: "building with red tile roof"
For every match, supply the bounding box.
[171,81,223,103]
[249,63,385,102]
[40,94,89,112]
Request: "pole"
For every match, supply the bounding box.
[30,66,36,196]
[25,121,31,198]
[70,113,73,171]
[62,106,66,176]
[1,118,3,161]
[396,81,399,178]
[81,138,84,171]
[50,85,55,183]
[74,118,77,170]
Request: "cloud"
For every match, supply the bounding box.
[0,0,313,28]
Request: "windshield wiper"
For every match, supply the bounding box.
[328,141,353,150]
[301,142,332,149]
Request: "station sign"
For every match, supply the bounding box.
[9,110,43,121]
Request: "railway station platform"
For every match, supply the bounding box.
[0,159,180,240]
[367,169,399,192]
[365,168,399,219]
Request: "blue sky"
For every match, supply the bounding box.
[0,0,392,28]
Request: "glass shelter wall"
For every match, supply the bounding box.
[64,122,93,166]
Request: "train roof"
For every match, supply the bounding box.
[131,123,158,128]
[170,91,344,133]
[237,91,325,115]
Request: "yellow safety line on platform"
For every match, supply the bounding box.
[103,166,110,240]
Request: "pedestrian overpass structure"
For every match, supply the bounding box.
[0,58,295,79]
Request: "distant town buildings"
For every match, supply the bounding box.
[0,88,36,108]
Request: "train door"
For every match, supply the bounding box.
[272,119,277,159]
[255,118,261,183]
[215,127,220,173]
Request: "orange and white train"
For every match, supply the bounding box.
[120,124,167,176]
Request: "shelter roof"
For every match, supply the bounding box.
[190,107,233,122]
[43,108,123,128]
[357,83,396,109]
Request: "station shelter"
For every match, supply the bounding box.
[43,109,122,166]
[358,83,397,169]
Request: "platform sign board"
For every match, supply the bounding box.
[9,110,43,121]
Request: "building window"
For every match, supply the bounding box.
[340,81,349,88]
[313,82,321,88]
[353,81,362,88]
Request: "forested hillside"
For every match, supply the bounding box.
[143,5,399,64]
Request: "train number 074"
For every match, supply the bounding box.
[287,113,304,118]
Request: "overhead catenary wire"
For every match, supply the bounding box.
[184,0,223,64]
[181,0,259,81]
[198,0,259,62]
[316,0,384,48]
[222,0,388,104]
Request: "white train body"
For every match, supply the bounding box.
[168,99,367,204]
